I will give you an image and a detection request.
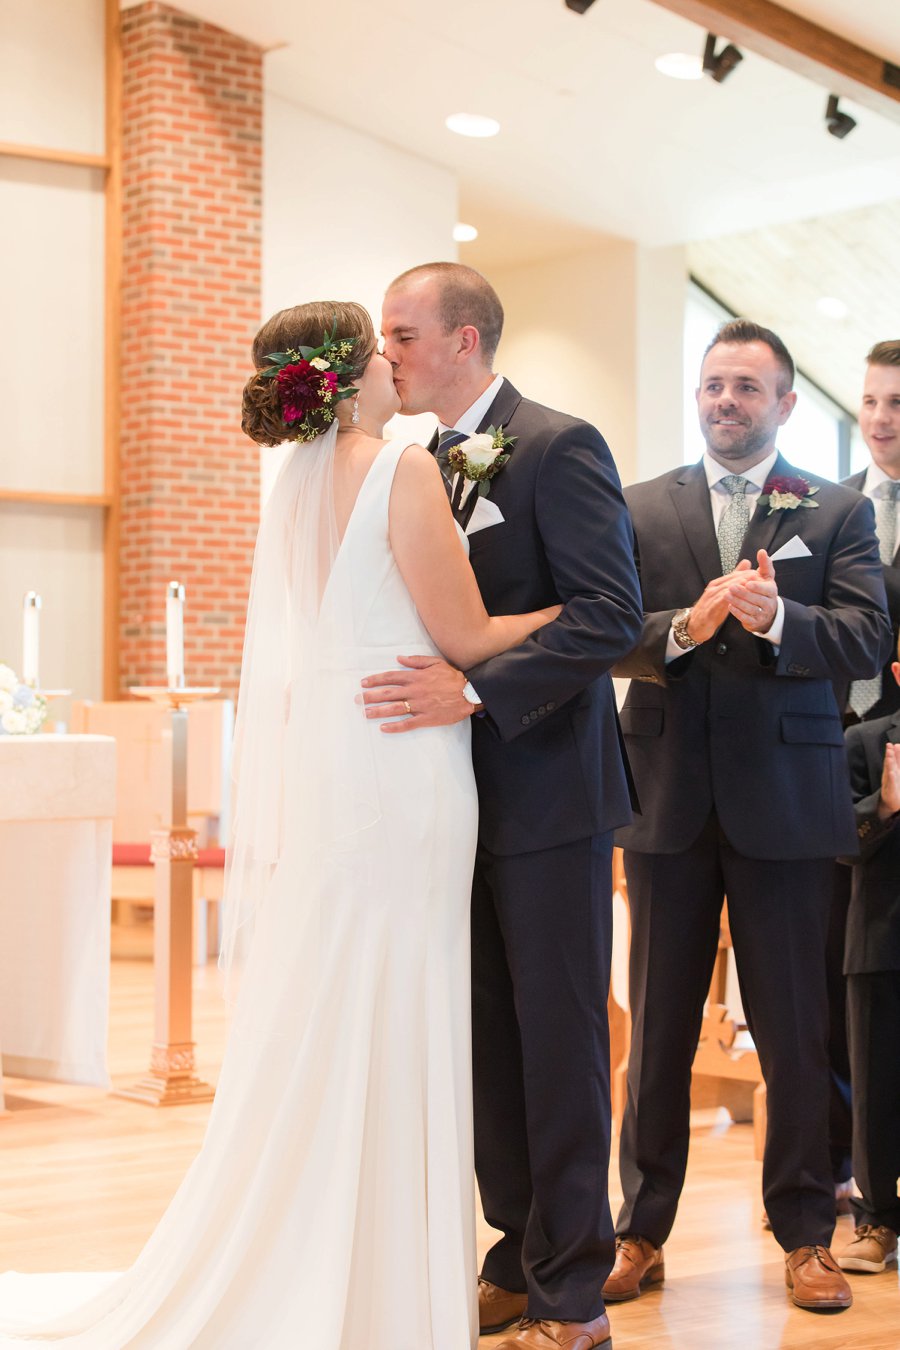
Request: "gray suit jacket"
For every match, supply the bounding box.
[613,455,891,860]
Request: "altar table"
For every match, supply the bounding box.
[0,734,116,1107]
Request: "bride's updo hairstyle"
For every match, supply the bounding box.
[242,301,377,446]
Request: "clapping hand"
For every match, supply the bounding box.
[685,559,753,644]
[727,549,779,633]
[878,742,900,820]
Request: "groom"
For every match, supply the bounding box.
[363,262,642,1350]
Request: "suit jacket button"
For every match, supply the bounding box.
[715,642,727,655]
[521,714,530,726]
[538,704,547,716]
[547,701,556,711]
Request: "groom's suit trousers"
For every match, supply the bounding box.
[471,832,615,1322]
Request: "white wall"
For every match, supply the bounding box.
[485,241,687,489]
[0,0,106,701]
[635,244,688,483]
[260,93,459,497]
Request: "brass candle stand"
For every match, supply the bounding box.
[116,684,220,1106]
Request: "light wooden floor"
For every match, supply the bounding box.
[1,933,897,1348]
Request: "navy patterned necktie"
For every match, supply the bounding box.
[436,428,467,473]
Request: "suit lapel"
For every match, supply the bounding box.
[843,467,900,565]
[669,462,721,582]
[743,453,808,561]
[476,378,522,435]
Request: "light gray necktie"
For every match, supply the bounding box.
[848,480,900,718]
[717,475,751,574]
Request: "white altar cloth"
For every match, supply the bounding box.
[0,735,115,1101]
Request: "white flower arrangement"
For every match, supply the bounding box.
[0,664,48,735]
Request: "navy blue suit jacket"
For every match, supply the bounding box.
[842,710,900,974]
[451,380,642,856]
[614,455,891,861]
[842,468,900,721]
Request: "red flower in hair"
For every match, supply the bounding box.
[276,361,338,423]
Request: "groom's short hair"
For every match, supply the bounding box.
[389,262,504,365]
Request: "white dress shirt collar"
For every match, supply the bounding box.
[438,374,505,437]
[862,460,899,498]
[702,448,779,494]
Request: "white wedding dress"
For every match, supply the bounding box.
[0,437,479,1349]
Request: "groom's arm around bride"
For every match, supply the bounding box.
[365,262,641,1348]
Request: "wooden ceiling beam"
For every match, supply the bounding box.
[649,0,900,123]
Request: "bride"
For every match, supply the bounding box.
[0,301,558,1349]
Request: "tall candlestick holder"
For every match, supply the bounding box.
[116,683,220,1106]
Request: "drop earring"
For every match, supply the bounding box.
[351,394,360,426]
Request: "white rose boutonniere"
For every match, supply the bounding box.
[446,425,518,529]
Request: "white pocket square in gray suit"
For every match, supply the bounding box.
[770,535,812,561]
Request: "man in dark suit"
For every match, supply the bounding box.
[836,644,900,1275]
[823,339,900,1220]
[606,319,890,1313]
[844,340,900,723]
[364,262,642,1350]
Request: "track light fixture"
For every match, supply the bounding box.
[564,1,597,13]
[702,33,744,83]
[825,94,857,139]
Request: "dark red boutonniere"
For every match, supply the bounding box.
[759,475,820,516]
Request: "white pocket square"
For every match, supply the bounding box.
[770,535,812,561]
[467,496,505,534]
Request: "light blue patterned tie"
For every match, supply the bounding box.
[717,475,751,574]
[849,479,900,718]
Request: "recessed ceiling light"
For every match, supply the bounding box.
[655,52,703,80]
[453,223,479,243]
[816,296,849,320]
[445,113,500,139]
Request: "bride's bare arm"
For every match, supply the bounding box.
[389,445,558,669]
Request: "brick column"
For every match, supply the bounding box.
[119,3,262,699]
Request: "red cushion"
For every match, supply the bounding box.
[112,842,151,866]
[112,843,226,868]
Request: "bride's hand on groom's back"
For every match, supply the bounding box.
[360,655,474,732]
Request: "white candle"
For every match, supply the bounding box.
[166,581,185,688]
[22,592,41,688]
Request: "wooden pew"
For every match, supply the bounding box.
[609,848,766,1159]
[69,699,233,963]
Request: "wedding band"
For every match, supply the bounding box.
[403,699,412,715]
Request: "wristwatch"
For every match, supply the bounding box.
[461,681,483,708]
[671,607,698,651]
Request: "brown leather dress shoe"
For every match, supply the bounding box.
[494,1314,612,1349]
[784,1245,852,1310]
[478,1277,528,1334]
[602,1234,664,1302]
